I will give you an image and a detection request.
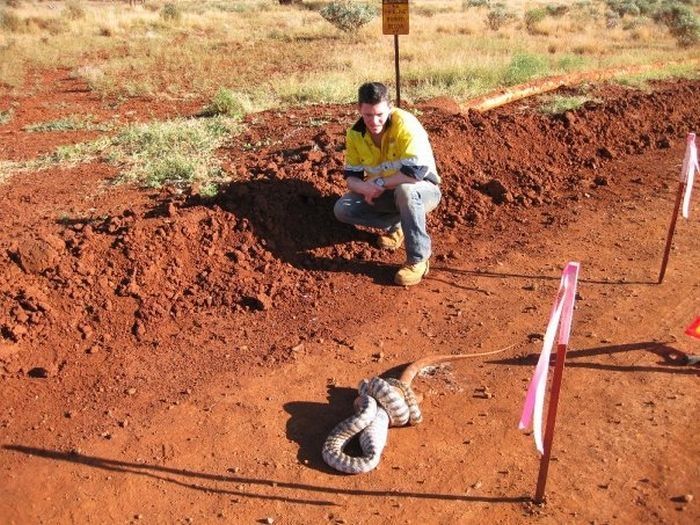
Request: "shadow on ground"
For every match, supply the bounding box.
[2,445,529,505]
[489,340,700,375]
[209,178,396,283]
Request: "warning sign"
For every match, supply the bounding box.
[383,0,409,35]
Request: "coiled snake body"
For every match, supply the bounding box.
[322,348,510,474]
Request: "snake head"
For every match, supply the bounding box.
[357,378,370,394]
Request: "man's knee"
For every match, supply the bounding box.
[334,196,353,223]
[394,183,420,208]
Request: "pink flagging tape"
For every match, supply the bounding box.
[681,132,698,219]
[518,262,580,454]
[686,316,700,340]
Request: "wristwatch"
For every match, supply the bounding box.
[374,177,386,188]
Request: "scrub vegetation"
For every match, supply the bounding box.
[0,0,697,107]
[2,115,241,193]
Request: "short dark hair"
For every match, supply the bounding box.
[358,82,390,105]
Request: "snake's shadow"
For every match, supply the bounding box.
[284,385,359,474]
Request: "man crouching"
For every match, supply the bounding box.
[334,82,441,286]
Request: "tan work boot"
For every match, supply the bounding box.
[377,228,404,250]
[394,259,429,286]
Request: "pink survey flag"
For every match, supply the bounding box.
[519,262,580,454]
[680,132,698,219]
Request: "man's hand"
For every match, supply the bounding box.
[361,180,384,204]
[346,176,385,204]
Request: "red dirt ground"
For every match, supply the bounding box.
[0,71,698,525]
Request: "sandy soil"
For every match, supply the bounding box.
[0,71,698,525]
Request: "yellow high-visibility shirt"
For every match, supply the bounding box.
[344,108,440,184]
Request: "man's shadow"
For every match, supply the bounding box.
[207,178,395,283]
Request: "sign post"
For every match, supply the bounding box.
[658,132,697,284]
[382,0,409,107]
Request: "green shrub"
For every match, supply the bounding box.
[113,117,240,189]
[160,2,181,22]
[607,0,642,16]
[539,95,590,114]
[201,88,250,118]
[64,1,86,20]
[606,9,621,27]
[653,2,700,46]
[319,1,378,33]
[463,0,490,8]
[606,0,661,16]
[636,0,662,13]
[546,4,569,16]
[524,8,548,32]
[486,5,515,30]
[502,53,548,85]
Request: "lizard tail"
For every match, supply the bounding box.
[398,342,518,386]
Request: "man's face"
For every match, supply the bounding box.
[359,101,391,136]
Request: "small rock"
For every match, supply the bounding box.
[482,179,511,204]
[27,367,49,379]
[657,137,671,149]
[11,324,28,338]
[681,494,693,503]
[126,388,137,396]
[132,320,146,338]
[261,518,274,525]
[471,481,482,489]
[13,238,61,274]
[597,147,614,160]
[12,308,29,324]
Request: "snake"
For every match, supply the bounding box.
[322,345,515,474]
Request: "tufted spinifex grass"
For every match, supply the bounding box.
[1,115,242,194]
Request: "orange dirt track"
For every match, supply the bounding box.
[1,71,699,524]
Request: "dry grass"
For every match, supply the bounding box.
[0,0,698,106]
